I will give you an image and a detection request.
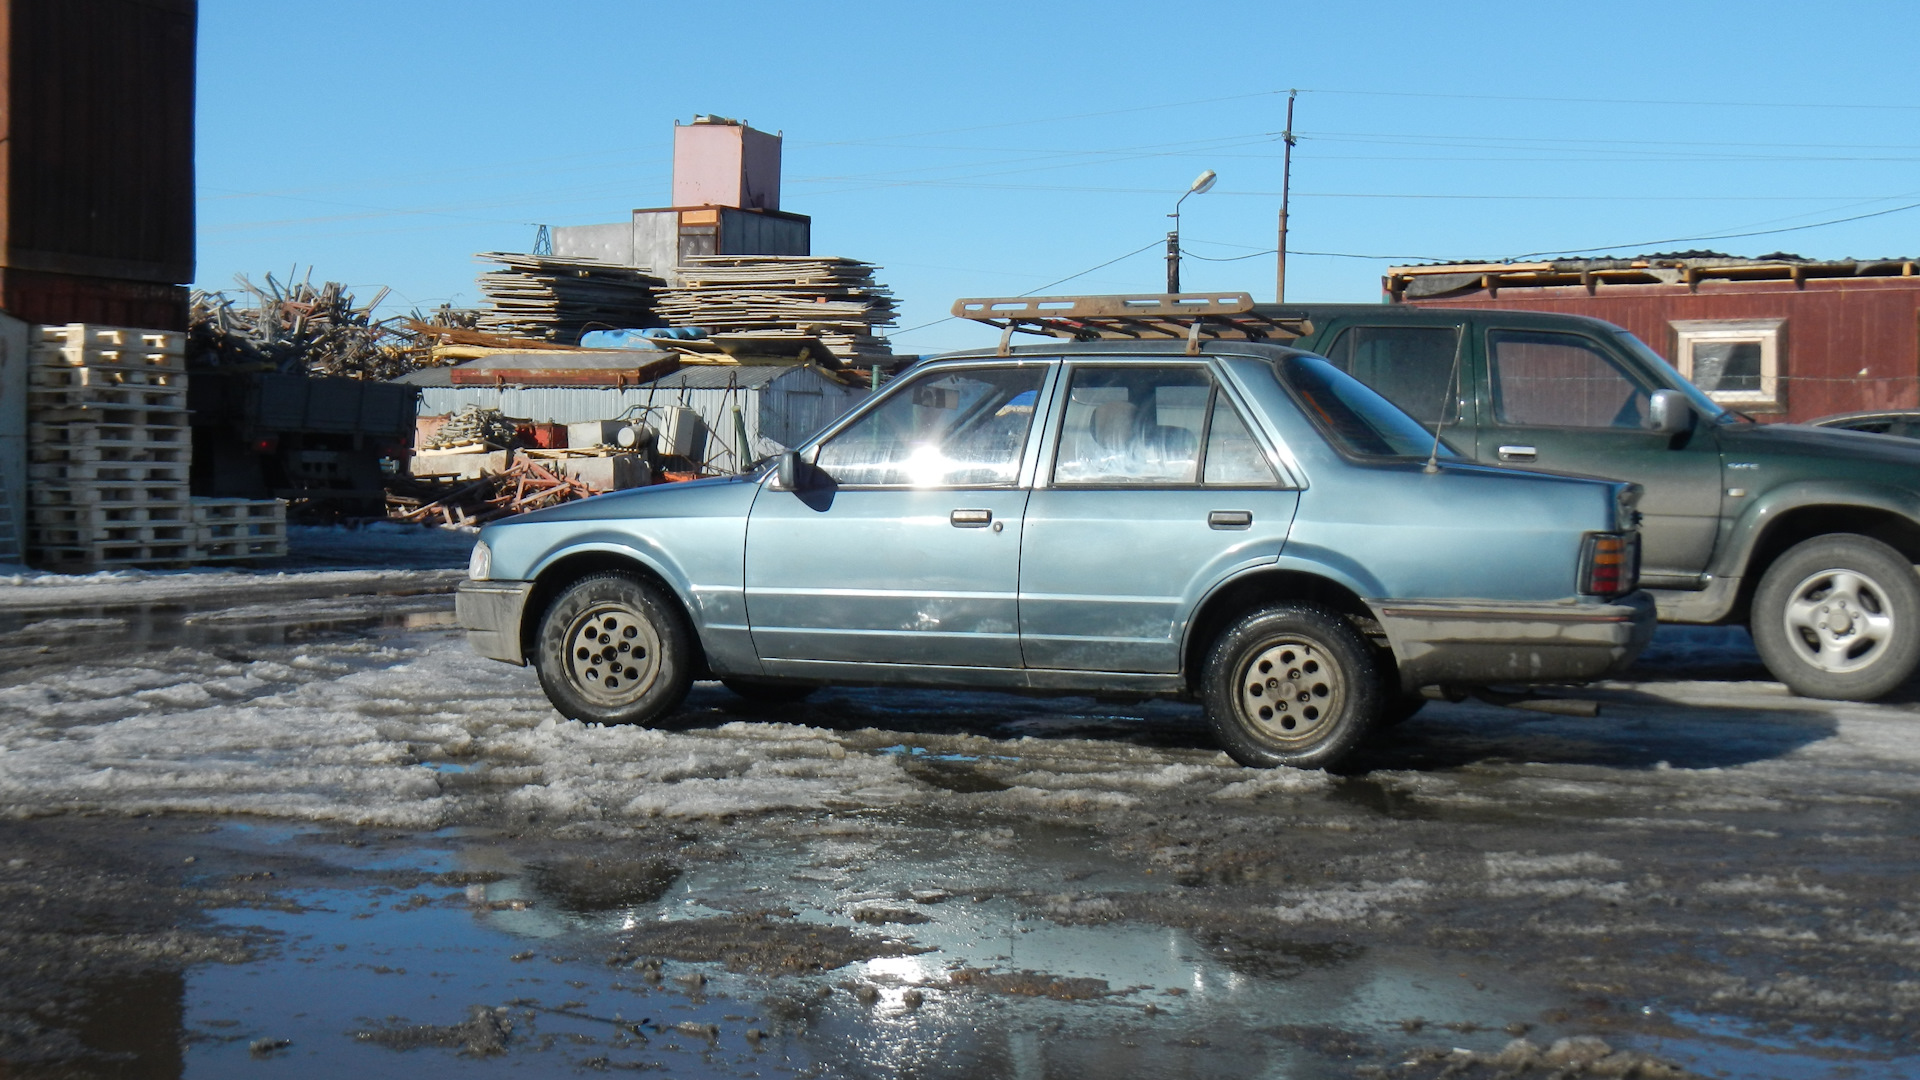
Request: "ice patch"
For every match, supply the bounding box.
[1484,852,1623,877]
[1271,878,1429,923]
[1212,768,1333,800]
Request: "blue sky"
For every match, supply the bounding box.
[196,1,1920,355]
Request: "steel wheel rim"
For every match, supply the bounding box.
[1237,638,1342,748]
[1781,566,1895,674]
[564,602,663,706]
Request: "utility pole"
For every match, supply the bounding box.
[1276,89,1297,303]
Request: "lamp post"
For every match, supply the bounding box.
[1165,169,1217,294]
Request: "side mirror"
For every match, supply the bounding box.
[772,451,800,491]
[1646,389,1693,436]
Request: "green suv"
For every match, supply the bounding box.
[1285,304,1920,701]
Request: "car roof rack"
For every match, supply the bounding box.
[951,293,1313,354]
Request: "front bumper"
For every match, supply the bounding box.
[456,580,534,665]
[1376,591,1657,691]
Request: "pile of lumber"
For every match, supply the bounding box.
[653,256,897,362]
[387,458,603,527]
[475,253,665,344]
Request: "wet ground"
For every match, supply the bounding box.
[2,545,1918,1078]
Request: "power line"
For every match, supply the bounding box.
[1506,199,1920,260]
[891,240,1162,339]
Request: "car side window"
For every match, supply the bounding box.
[1052,366,1217,486]
[1489,329,1651,429]
[1320,325,1460,427]
[1202,395,1277,485]
[813,365,1046,487]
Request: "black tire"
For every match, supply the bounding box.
[1202,604,1383,769]
[534,572,694,725]
[721,679,818,705]
[1750,533,1920,701]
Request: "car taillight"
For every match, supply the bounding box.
[1580,532,1639,597]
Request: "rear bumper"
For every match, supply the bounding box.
[456,580,534,665]
[1376,592,1657,691]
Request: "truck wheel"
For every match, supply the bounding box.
[1202,604,1382,769]
[534,572,694,725]
[721,679,818,705]
[1751,534,1920,701]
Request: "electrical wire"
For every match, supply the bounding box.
[891,239,1162,339]
[1507,199,1920,260]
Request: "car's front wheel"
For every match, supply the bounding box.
[534,572,694,725]
[1202,604,1382,769]
[1751,534,1920,700]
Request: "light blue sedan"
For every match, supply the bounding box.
[458,339,1654,769]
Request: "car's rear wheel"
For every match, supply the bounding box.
[1202,604,1382,769]
[534,572,693,725]
[1751,534,1920,700]
[721,679,818,705]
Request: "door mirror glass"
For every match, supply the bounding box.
[814,366,1045,487]
[1645,389,1693,435]
[1488,329,1652,429]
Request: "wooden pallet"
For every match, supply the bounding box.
[32,541,196,570]
[32,523,193,547]
[35,323,185,365]
[190,497,284,523]
[190,538,289,562]
[31,483,192,508]
[30,365,184,391]
[31,504,190,528]
[29,421,189,446]
[30,386,189,412]
[30,443,189,465]
[28,461,190,484]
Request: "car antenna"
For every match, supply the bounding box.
[1423,335,1467,474]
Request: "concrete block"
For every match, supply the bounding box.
[548,454,650,491]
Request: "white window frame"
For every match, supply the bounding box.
[1670,317,1785,409]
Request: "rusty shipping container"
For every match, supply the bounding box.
[0,0,196,329]
[1388,259,1920,424]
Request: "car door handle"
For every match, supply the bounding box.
[1498,444,1537,462]
[1208,510,1253,530]
[950,509,993,528]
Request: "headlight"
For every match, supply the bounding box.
[467,540,492,581]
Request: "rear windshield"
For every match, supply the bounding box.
[1278,354,1459,459]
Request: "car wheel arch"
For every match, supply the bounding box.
[520,550,707,673]
[1730,502,1920,623]
[1180,568,1387,691]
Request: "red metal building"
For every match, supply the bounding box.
[0,0,196,330]
[1385,256,1920,423]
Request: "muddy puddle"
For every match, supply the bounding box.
[7,811,1905,1079]
[0,592,457,671]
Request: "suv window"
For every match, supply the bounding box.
[1277,355,1457,460]
[1320,325,1460,426]
[1489,329,1650,429]
[814,365,1045,487]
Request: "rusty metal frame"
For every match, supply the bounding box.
[952,293,1311,344]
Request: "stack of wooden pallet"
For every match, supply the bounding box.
[189,497,287,562]
[653,256,897,361]
[474,253,665,344]
[27,325,196,568]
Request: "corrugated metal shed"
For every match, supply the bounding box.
[414,364,866,472]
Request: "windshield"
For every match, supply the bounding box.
[1278,354,1460,459]
[1611,330,1735,423]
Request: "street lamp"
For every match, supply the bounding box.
[1166,169,1217,294]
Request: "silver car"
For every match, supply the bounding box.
[458,341,1654,770]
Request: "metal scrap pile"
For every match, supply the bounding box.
[653,255,897,361]
[388,458,601,527]
[421,405,519,450]
[475,253,666,344]
[189,271,467,380]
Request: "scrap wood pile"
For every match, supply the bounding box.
[189,270,475,380]
[387,457,600,527]
[475,253,666,344]
[653,256,897,362]
[421,404,519,450]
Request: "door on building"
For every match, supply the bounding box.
[1019,363,1300,673]
[744,361,1052,668]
